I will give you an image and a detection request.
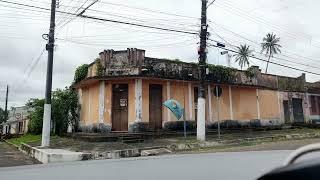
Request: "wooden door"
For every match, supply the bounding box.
[149,84,163,130]
[283,100,290,124]
[112,84,128,131]
[292,98,304,123]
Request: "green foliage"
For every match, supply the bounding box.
[278,77,305,92]
[26,88,79,135]
[52,87,79,135]
[26,98,45,134]
[95,58,105,77]
[245,66,256,78]
[6,134,41,147]
[261,33,282,73]
[234,44,252,70]
[74,64,89,83]
[0,107,5,124]
[207,64,236,83]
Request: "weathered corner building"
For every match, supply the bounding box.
[73,48,320,133]
[1,106,30,135]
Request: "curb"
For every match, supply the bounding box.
[15,132,320,163]
[88,146,170,160]
[168,132,320,151]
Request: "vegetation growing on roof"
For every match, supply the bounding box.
[95,58,105,77]
[245,66,257,78]
[207,64,236,83]
[278,77,305,92]
[74,64,89,83]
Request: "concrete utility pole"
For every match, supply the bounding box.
[4,85,8,122]
[41,0,56,147]
[197,0,208,141]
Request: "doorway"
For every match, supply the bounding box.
[283,100,290,124]
[149,84,163,130]
[292,98,304,123]
[112,84,129,131]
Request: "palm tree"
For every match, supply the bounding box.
[261,33,282,73]
[234,44,252,70]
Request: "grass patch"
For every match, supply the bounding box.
[7,134,41,147]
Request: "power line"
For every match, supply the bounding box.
[79,14,198,35]
[0,0,199,35]
[209,42,320,76]
[214,1,315,42]
[208,22,320,66]
[207,0,216,8]
[98,0,199,20]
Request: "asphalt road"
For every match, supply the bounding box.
[0,141,38,167]
[0,150,290,180]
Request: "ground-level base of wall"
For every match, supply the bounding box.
[128,122,149,133]
[207,119,283,129]
[163,121,197,131]
[310,115,320,124]
[78,123,111,133]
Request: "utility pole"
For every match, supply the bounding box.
[197,0,208,141]
[41,0,56,147]
[4,85,8,122]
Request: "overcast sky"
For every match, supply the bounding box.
[0,0,320,108]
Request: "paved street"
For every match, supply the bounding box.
[0,150,290,180]
[0,141,38,167]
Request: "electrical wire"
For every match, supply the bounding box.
[209,41,320,76]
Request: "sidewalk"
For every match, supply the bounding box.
[8,127,320,162]
[0,141,39,167]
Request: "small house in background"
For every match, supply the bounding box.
[1,106,30,135]
[72,48,320,133]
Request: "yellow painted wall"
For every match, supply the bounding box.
[81,87,89,125]
[232,87,258,120]
[87,63,97,78]
[191,84,196,121]
[89,83,99,124]
[104,82,112,124]
[79,78,282,129]
[142,80,149,122]
[128,80,136,123]
[211,85,231,121]
[163,81,169,123]
[259,89,280,119]
[170,81,188,121]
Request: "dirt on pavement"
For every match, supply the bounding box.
[0,141,39,167]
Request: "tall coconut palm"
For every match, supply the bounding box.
[261,33,282,73]
[234,44,252,70]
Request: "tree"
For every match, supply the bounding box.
[261,33,282,73]
[234,44,252,70]
[0,107,5,124]
[27,98,45,134]
[52,87,79,135]
[26,88,79,135]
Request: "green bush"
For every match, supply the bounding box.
[26,88,79,135]
[26,99,45,134]
[207,65,236,83]
[74,64,89,83]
